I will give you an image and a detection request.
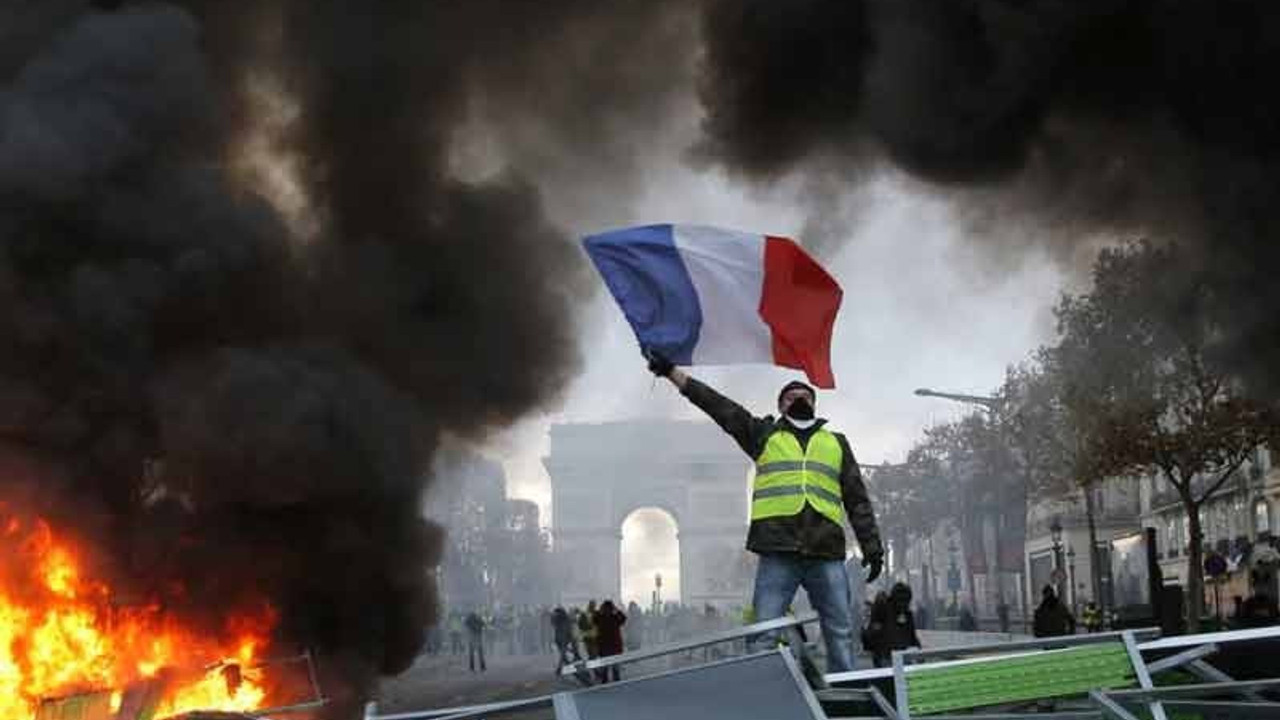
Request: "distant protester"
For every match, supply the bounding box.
[592,600,628,682]
[864,583,921,668]
[552,606,580,672]
[1082,602,1104,633]
[1237,570,1280,628]
[465,610,487,672]
[625,601,644,651]
[1033,586,1076,638]
[580,600,600,660]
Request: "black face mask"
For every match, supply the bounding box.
[785,398,814,421]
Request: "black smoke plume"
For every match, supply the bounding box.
[0,0,701,712]
[698,0,1280,392]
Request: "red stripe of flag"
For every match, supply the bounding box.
[759,236,842,388]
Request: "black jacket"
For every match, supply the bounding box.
[1033,598,1076,637]
[682,378,883,561]
[866,596,921,657]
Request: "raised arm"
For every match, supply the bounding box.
[646,349,770,457]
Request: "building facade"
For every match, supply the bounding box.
[1140,447,1279,612]
[1023,478,1143,613]
[425,447,552,611]
[897,447,1280,623]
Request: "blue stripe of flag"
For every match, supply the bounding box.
[582,224,702,364]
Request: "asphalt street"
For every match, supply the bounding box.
[372,652,575,715]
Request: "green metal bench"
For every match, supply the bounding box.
[891,630,1167,720]
[905,643,1134,715]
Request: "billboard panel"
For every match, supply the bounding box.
[1111,531,1150,608]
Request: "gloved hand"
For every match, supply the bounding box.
[862,552,883,583]
[644,348,674,378]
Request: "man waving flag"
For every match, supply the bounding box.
[586,224,879,674]
[582,224,843,387]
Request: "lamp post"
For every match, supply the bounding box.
[915,387,1019,624]
[1066,545,1077,610]
[947,537,961,610]
[923,533,936,609]
[1050,517,1065,599]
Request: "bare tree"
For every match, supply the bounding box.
[1014,349,1123,609]
[1052,242,1278,626]
[892,414,1020,611]
[866,450,955,580]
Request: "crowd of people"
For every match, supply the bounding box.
[551,600,627,682]
[1030,576,1280,637]
[429,575,1277,677]
[427,607,553,670]
[428,601,747,679]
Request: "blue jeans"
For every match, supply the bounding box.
[750,552,857,672]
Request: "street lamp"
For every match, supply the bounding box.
[915,386,1011,619]
[1066,545,1077,609]
[913,388,1001,410]
[1050,517,1065,598]
[947,537,961,610]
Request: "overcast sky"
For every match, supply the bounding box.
[460,90,1072,604]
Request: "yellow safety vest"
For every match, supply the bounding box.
[752,428,845,526]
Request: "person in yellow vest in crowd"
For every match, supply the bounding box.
[580,600,600,660]
[647,352,884,672]
[1081,601,1104,633]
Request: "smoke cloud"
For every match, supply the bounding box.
[698,0,1280,390]
[0,0,699,711]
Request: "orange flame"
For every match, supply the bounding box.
[0,509,276,719]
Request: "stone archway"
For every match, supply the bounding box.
[544,419,755,608]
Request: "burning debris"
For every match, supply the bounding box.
[0,0,596,714]
[0,508,271,719]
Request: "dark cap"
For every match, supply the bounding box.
[777,380,816,405]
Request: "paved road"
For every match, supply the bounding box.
[373,652,574,715]
[371,647,735,716]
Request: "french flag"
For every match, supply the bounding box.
[583,224,842,388]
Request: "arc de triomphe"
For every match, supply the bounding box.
[544,419,754,608]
